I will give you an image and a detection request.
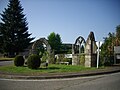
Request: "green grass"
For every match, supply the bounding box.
[0,64,97,75]
[0,57,14,61]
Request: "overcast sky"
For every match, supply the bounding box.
[0,0,120,43]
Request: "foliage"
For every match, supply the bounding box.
[103,56,114,66]
[49,52,55,64]
[101,33,115,56]
[79,54,85,66]
[27,54,41,69]
[100,33,115,66]
[60,44,72,54]
[41,51,49,63]
[37,43,45,57]
[47,32,62,54]
[0,0,34,57]
[100,25,120,65]
[14,55,25,66]
[115,25,120,46]
[55,54,72,64]
[63,58,72,65]
[56,54,64,63]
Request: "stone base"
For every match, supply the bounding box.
[85,54,97,67]
[72,54,80,65]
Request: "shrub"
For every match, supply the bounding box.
[27,54,41,69]
[41,51,49,63]
[63,58,72,65]
[103,56,114,66]
[14,55,25,66]
[80,55,85,66]
[56,54,64,63]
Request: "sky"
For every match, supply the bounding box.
[0,0,120,43]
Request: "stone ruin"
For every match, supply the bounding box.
[29,32,97,67]
[31,38,51,54]
[30,38,54,64]
[84,32,97,67]
[72,36,85,65]
[72,31,97,67]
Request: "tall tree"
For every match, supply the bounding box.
[101,32,115,56]
[100,32,115,65]
[47,32,62,53]
[115,25,120,46]
[0,0,34,57]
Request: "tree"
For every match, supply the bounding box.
[100,25,120,65]
[47,32,62,54]
[100,33,115,65]
[0,0,34,57]
[115,25,120,46]
[101,32,115,56]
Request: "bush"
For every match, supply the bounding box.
[103,56,114,66]
[27,54,41,69]
[14,55,25,66]
[63,58,72,65]
[41,51,49,63]
[80,55,85,66]
[56,54,64,63]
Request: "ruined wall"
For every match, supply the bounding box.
[30,38,54,64]
[85,32,97,67]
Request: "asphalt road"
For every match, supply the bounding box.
[0,61,13,66]
[0,72,120,90]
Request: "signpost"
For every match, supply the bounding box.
[97,42,100,68]
[96,41,103,68]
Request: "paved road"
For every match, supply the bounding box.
[0,61,13,66]
[0,72,120,90]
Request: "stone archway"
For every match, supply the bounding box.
[31,38,51,54]
[72,32,97,67]
[72,36,86,65]
[72,36,86,54]
[30,38,54,63]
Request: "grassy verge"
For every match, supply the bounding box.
[0,64,98,75]
[0,58,14,61]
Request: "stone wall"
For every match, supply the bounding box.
[72,54,80,65]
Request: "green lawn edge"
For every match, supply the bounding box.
[0,64,103,75]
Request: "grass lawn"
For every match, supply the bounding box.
[0,57,14,61]
[0,64,98,75]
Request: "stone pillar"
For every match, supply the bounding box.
[72,44,75,54]
[85,32,97,67]
[72,54,80,65]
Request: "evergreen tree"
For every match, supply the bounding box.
[0,0,34,57]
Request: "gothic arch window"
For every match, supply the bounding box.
[73,36,86,54]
